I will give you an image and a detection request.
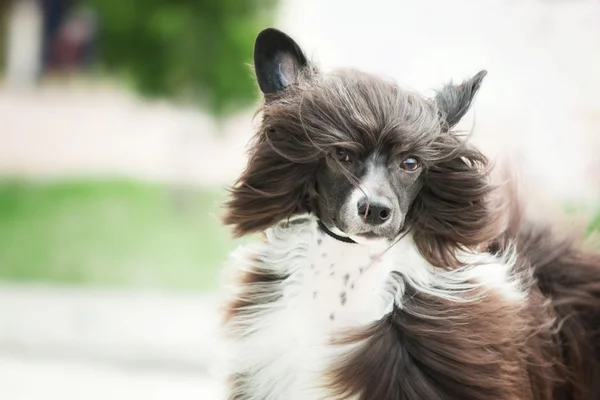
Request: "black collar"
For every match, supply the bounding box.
[317,220,357,244]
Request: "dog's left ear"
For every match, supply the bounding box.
[434,70,487,129]
[254,28,309,94]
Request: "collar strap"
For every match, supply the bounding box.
[317,220,357,244]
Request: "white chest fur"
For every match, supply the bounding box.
[222,217,521,400]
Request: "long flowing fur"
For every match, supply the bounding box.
[222,31,600,399]
[490,189,600,398]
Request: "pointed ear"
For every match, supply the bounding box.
[254,28,308,94]
[434,70,487,129]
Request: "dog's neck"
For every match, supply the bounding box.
[316,220,357,244]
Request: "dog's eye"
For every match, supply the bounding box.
[334,148,351,163]
[400,157,421,172]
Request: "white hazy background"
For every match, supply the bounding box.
[2,0,599,201]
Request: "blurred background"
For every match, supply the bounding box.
[0,0,599,398]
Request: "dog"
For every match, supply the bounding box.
[220,28,600,400]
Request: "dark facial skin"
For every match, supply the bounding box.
[314,149,424,240]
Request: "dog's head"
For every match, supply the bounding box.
[225,28,496,267]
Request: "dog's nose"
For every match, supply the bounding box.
[357,198,392,225]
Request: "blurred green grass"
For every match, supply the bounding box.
[0,179,598,290]
[0,179,242,290]
[588,211,600,240]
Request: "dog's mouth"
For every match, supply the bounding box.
[328,217,404,242]
[355,231,381,239]
[354,226,404,241]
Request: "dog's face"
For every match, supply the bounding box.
[225,28,494,263]
[315,147,424,241]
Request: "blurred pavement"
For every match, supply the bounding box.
[0,283,226,399]
[0,84,253,187]
[1,357,223,400]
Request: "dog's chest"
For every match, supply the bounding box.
[225,220,522,400]
[291,235,393,332]
[228,225,399,400]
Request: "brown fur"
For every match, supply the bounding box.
[328,277,559,400]
[222,264,284,331]
[501,220,600,398]
[324,206,600,400]
[222,246,289,336]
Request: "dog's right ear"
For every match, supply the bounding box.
[434,70,487,130]
[254,28,308,94]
